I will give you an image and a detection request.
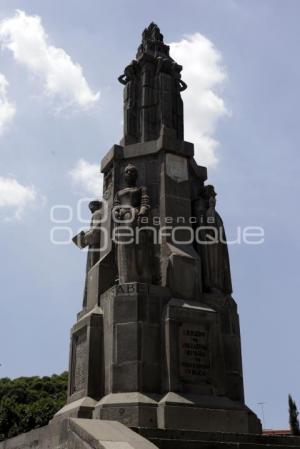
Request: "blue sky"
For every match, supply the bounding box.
[0,0,299,430]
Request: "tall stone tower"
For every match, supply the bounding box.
[57,23,262,434]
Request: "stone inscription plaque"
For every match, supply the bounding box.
[72,327,87,393]
[166,153,188,183]
[179,323,210,383]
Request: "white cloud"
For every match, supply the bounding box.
[0,10,100,110]
[170,33,229,167]
[69,159,102,198]
[0,176,37,219]
[0,73,15,135]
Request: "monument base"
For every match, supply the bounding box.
[92,391,261,434]
[157,392,261,434]
[94,392,159,428]
[1,418,300,449]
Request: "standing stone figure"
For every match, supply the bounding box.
[194,185,232,295]
[113,164,151,284]
[118,60,139,142]
[73,200,102,307]
[155,56,186,140]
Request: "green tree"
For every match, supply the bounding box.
[0,372,68,440]
[289,394,300,435]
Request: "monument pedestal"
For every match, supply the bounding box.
[157,393,261,433]
[53,305,104,421]
[54,279,261,434]
[99,283,170,394]
[67,306,104,403]
[56,282,261,433]
[94,392,159,428]
[93,283,170,427]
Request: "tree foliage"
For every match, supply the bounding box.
[289,394,300,436]
[0,372,68,440]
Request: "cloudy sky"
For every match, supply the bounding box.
[0,0,299,430]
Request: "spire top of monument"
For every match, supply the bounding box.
[143,22,164,42]
[118,23,187,145]
[136,22,170,60]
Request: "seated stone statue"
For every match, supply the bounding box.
[113,163,152,284]
[194,185,232,295]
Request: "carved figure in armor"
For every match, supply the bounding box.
[194,185,232,295]
[155,57,186,140]
[73,200,102,308]
[118,60,139,141]
[113,164,152,284]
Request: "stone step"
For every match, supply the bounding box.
[149,438,300,449]
[133,428,300,449]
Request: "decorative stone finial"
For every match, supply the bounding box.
[136,22,170,60]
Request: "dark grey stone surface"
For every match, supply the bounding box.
[118,23,186,145]
[94,393,160,428]
[157,392,261,433]
[135,428,300,449]
[64,306,104,409]
[73,201,102,309]
[59,22,260,436]
[194,185,232,295]
[99,283,170,397]
[202,292,245,403]
[100,136,196,173]
[161,299,226,395]
[113,164,152,284]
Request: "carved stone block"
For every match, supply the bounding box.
[162,298,226,395]
[67,306,104,405]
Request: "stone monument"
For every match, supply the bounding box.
[4,22,300,449]
[56,22,261,433]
